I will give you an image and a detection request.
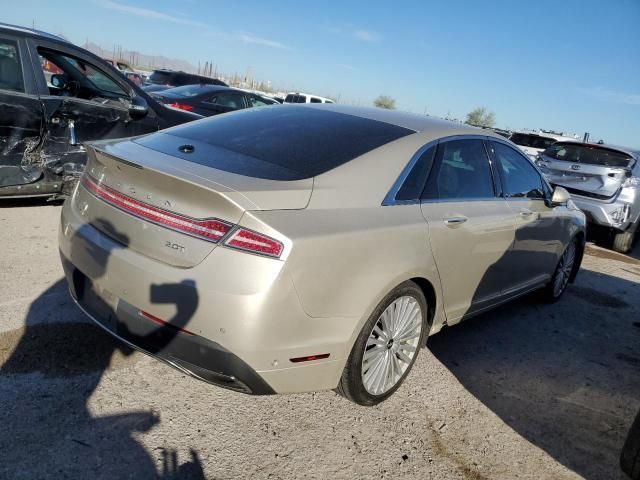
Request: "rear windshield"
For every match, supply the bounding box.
[285,94,307,103]
[149,71,172,84]
[510,133,557,150]
[543,143,633,168]
[136,106,414,180]
[160,84,216,98]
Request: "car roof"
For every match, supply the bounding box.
[0,22,69,43]
[303,104,493,137]
[553,141,639,159]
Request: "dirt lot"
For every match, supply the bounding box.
[1,200,639,480]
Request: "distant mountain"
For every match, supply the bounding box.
[83,41,197,73]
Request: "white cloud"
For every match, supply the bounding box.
[237,33,290,50]
[578,86,640,106]
[352,29,380,43]
[338,63,359,72]
[329,24,381,43]
[95,0,206,28]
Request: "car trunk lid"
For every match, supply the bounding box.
[74,140,311,267]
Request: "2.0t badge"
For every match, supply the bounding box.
[165,241,186,253]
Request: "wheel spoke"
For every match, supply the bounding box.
[361,295,423,396]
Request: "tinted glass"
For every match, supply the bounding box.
[510,133,557,150]
[137,106,414,181]
[310,97,322,103]
[492,142,545,198]
[211,92,244,109]
[165,84,218,98]
[395,146,436,201]
[542,142,633,168]
[0,39,24,92]
[249,95,272,107]
[423,139,494,200]
[149,71,172,84]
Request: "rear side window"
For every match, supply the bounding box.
[149,71,172,84]
[422,139,495,200]
[137,106,414,181]
[310,97,322,103]
[491,142,545,199]
[0,38,25,93]
[395,145,436,201]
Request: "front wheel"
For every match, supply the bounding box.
[336,281,428,406]
[541,237,577,302]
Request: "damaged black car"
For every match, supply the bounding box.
[0,23,200,199]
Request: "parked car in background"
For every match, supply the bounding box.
[284,92,334,104]
[510,131,577,161]
[123,71,144,86]
[537,141,640,252]
[151,84,278,116]
[59,105,585,406]
[144,68,227,89]
[103,58,133,72]
[0,23,200,199]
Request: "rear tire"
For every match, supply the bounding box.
[336,281,428,406]
[541,237,577,303]
[613,222,637,254]
[621,410,640,480]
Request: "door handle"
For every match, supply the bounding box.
[443,216,468,226]
[519,209,539,219]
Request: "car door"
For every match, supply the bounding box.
[488,139,567,290]
[419,137,515,323]
[0,33,45,189]
[27,38,159,166]
[201,91,247,116]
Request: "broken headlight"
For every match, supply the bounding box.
[610,204,631,224]
[622,176,640,189]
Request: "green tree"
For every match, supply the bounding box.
[374,95,396,110]
[465,107,496,127]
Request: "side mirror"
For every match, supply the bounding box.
[50,74,68,89]
[550,186,570,206]
[129,96,149,119]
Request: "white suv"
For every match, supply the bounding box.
[510,131,577,161]
[284,92,334,104]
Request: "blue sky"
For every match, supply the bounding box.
[5,0,639,147]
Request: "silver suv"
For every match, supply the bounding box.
[537,141,640,252]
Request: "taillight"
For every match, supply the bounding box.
[81,175,232,243]
[80,175,285,258]
[167,102,193,111]
[224,228,284,258]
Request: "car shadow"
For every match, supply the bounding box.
[0,219,206,479]
[428,267,640,479]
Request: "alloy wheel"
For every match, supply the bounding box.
[553,240,576,297]
[361,296,422,396]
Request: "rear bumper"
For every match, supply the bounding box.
[61,253,275,395]
[566,194,636,232]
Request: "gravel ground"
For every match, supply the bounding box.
[1,200,639,480]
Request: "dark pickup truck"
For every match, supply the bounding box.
[0,23,200,199]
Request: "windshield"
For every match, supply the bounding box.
[543,143,633,168]
[135,106,414,181]
[510,133,557,150]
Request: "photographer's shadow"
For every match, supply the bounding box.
[0,220,205,479]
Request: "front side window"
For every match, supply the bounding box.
[38,48,128,99]
[0,38,25,93]
[492,142,545,199]
[422,139,495,200]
